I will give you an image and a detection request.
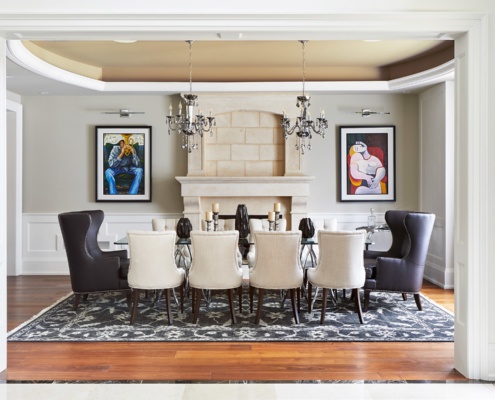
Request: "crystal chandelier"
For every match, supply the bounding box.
[281,40,328,154]
[166,41,215,153]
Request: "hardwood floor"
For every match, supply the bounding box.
[6,275,464,382]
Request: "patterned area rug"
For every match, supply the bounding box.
[7,289,454,342]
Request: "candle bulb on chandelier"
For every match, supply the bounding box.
[178,102,182,113]
[169,104,173,116]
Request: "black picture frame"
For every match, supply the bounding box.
[96,126,152,202]
[339,125,396,202]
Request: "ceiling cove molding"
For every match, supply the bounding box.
[7,39,453,94]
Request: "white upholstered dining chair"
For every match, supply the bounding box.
[246,218,287,268]
[127,230,186,325]
[188,231,243,324]
[307,230,366,324]
[249,231,304,324]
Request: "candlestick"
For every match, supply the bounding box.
[206,220,212,232]
[212,203,220,213]
[268,220,274,232]
[213,211,219,231]
[274,211,280,231]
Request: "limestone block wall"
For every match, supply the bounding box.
[205,111,285,177]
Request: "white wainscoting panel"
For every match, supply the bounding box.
[22,213,183,275]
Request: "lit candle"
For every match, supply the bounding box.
[274,202,281,212]
[282,109,286,118]
[205,211,213,221]
[268,211,275,221]
[169,104,173,116]
[212,203,220,213]
[178,102,182,113]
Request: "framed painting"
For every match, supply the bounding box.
[339,125,395,202]
[96,126,152,202]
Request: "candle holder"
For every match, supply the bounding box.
[206,220,212,232]
[213,212,219,231]
[274,211,280,231]
[268,220,274,231]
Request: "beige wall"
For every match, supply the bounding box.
[21,92,419,214]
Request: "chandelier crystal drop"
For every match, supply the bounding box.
[281,40,328,155]
[166,41,215,153]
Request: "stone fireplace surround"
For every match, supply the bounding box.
[177,94,314,230]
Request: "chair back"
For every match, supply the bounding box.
[127,230,184,290]
[384,210,412,257]
[188,231,242,290]
[58,211,94,271]
[79,210,105,258]
[249,231,303,290]
[403,212,436,266]
[151,218,178,231]
[311,230,366,289]
[312,218,338,233]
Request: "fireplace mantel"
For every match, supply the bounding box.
[176,176,314,230]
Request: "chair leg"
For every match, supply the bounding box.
[307,281,313,312]
[165,288,173,325]
[249,285,255,314]
[353,288,364,324]
[125,292,132,310]
[238,285,243,313]
[180,282,184,314]
[255,288,264,324]
[402,293,408,301]
[297,287,301,313]
[320,288,328,325]
[82,294,89,301]
[73,294,82,311]
[290,288,300,324]
[363,289,371,312]
[130,289,140,325]
[228,289,236,324]
[192,286,196,310]
[414,293,423,311]
[193,288,201,324]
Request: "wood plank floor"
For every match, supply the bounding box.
[6,276,465,381]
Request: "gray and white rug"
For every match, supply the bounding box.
[7,290,454,342]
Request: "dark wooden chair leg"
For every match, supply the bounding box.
[402,293,408,301]
[73,293,82,311]
[320,288,328,325]
[82,294,89,301]
[180,282,184,314]
[297,287,301,312]
[130,289,140,325]
[363,289,371,312]
[249,285,255,313]
[414,293,423,311]
[307,281,313,312]
[255,288,264,324]
[125,292,132,310]
[193,288,201,323]
[238,285,242,313]
[228,289,236,324]
[192,286,196,311]
[165,288,173,325]
[290,288,300,324]
[353,288,364,324]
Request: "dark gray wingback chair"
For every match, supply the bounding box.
[58,210,130,310]
[363,211,435,311]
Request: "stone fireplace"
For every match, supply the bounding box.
[176,94,314,230]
